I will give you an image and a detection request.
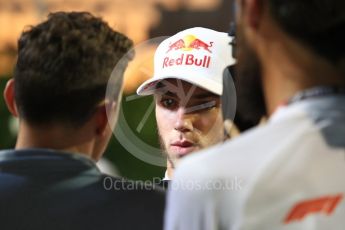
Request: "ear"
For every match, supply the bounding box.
[94,105,109,137]
[95,101,117,137]
[241,0,263,30]
[3,79,19,117]
[223,119,240,140]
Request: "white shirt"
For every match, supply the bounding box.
[165,95,345,230]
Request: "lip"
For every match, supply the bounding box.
[170,140,197,157]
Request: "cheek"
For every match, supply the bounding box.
[196,109,222,133]
[197,110,224,144]
[155,106,176,140]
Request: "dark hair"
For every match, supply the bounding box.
[268,0,345,66]
[14,11,133,126]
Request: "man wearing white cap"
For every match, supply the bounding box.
[137,27,235,180]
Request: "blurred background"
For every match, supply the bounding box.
[0,0,234,180]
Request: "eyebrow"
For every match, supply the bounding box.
[193,92,219,99]
[159,91,219,99]
[160,91,177,97]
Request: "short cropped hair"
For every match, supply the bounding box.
[14,11,133,126]
[268,0,345,68]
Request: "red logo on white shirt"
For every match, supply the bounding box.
[284,194,343,224]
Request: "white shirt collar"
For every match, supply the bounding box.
[163,170,171,181]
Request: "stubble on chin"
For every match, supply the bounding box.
[158,133,176,169]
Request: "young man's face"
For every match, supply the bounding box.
[155,79,224,168]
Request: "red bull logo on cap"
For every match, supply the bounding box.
[166,34,213,53]
[163,35,213,69]
[162,54,211,69]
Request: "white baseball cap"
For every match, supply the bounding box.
[136,27,235,96]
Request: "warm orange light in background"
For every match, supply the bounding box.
[0,0,223,93]
[124,45,157,94]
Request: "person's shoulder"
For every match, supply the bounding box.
[99,174,165,207]
[97,175,165,224]
[173,119,298,185]
[176,125,270,174]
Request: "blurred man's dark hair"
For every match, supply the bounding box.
[233,0,345,127]
[14,11,132,127]
[268,0,345,71]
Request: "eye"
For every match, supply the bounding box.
[160,98,178,110]
[200,101,217,110]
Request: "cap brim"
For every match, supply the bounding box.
[136,74,222,96]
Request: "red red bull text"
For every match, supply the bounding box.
[162,54,211,68]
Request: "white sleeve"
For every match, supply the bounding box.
[164,162,222,230]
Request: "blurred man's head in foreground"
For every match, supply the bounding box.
[4,12,133,160]
[234,0,345,115]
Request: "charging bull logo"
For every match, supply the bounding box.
[166,35,213,53]
[163,35,213,69]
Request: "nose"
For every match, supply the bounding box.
[174,107,194,132]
